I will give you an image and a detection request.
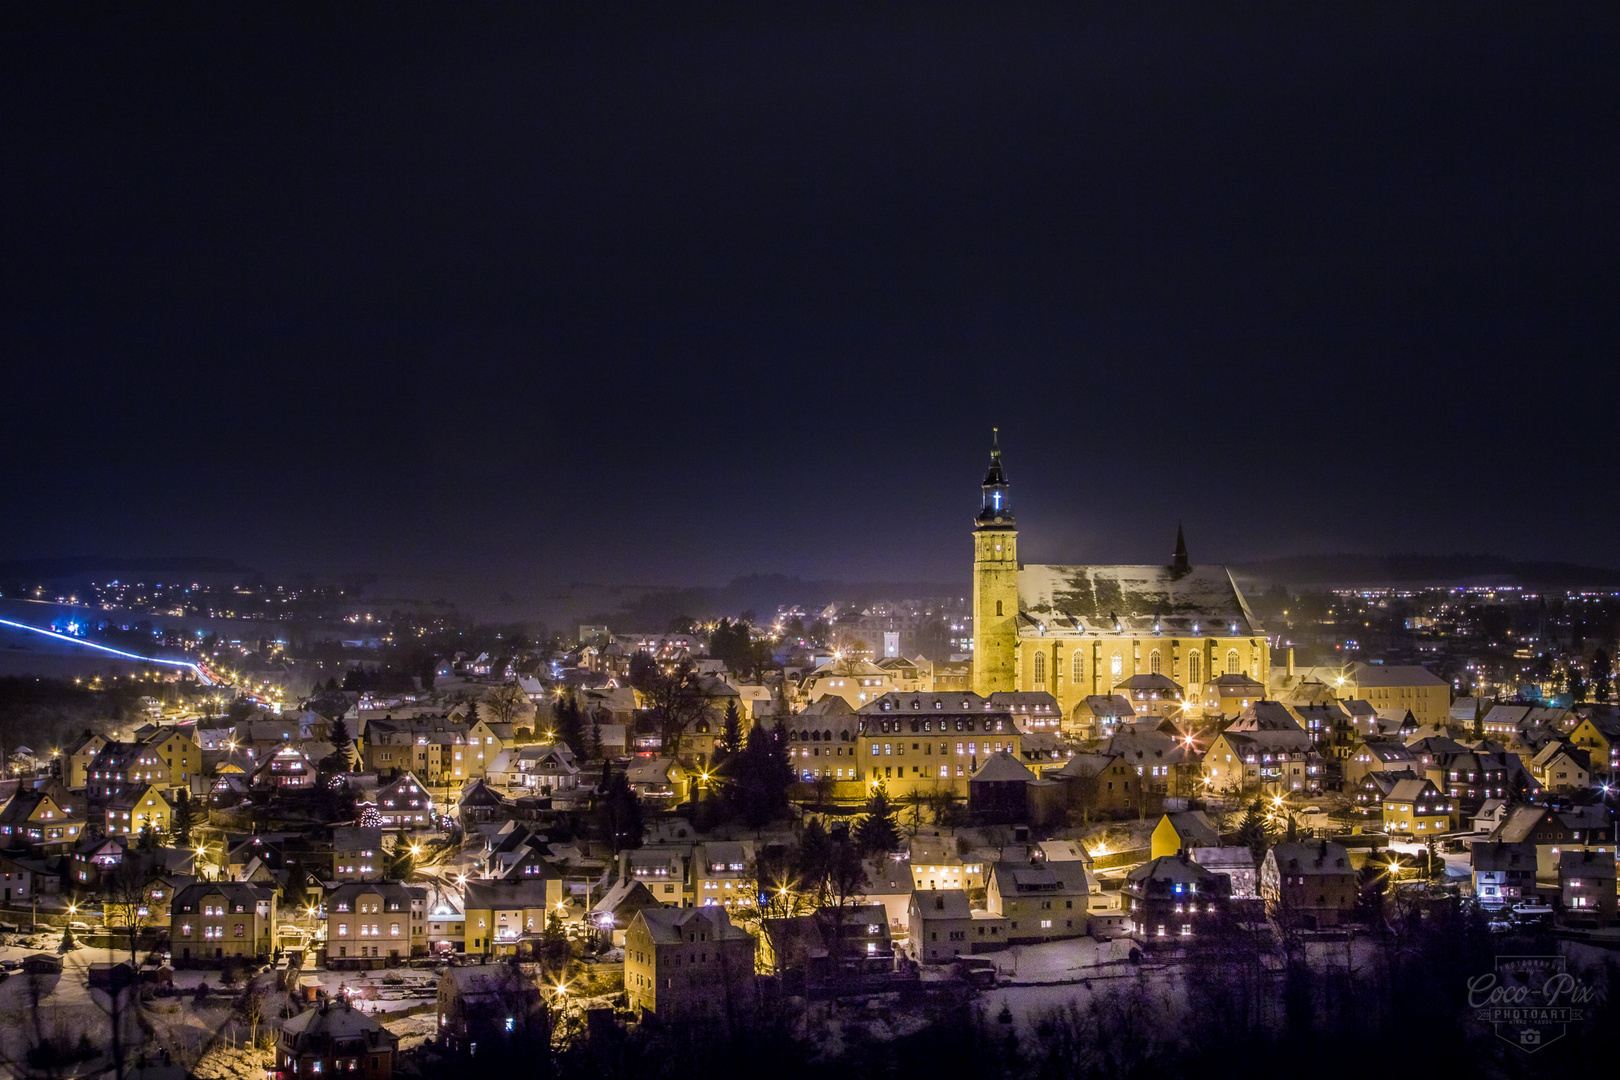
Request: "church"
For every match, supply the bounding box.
[969,432,1270,727]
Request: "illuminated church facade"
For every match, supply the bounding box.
[970,432,1270,725]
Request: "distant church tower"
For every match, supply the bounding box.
[971,429,1019,695]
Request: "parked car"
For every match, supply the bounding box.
[953,957,997,989]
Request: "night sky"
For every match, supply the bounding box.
[3,4,1617,604]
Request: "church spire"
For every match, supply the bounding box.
[1171,522,1190,576]
[976,428,1013,527]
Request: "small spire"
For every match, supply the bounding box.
[1171,523,1190,575]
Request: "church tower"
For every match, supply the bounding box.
[971,429,1019,696]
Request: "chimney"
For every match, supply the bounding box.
[618,849,631,884]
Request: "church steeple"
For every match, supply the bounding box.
[976,427,1014,527]
[1171,523,1190,576]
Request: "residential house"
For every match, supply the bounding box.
[1051,752,1138,819]
[64,731,107,790]
[1113,673,1185,720]
[1202,673,1266,719]
[1342,741,1419,789]
[0,789,82,849]
[1123,854,1230,942]
[502,744,581,796]
[986,859,1088,943]
[625,758,689,806]
[1486,804,1614,877]
[783,696,863,783]
[692,841,754,910]
[761,904,896,986]
[250,742,317,791]
[275,1000,398,1080]
[1382,778,1455,836]
[624,905,757,1018]
[170,881,277,963]
[435,965,547,1056]
[372,773,436,831]
[907,888,1007,961]
[855,692,1022,799]
[69,832,127,889]
[1472,840,1539,908]
[104,784,176,839]
[909,834,984,892]
[465,719,516,779]
[969,751,1036,822]
[987,692,1063,735]
[330,826,384,881]
[1532,743,1592,793]
[1066,694,1134,740]
[1568,713,1620,777]
[0,850,37,903]
[1204,707,1322,795]
[1187,846,1258,899]
[1260,841,1358,929]
[1150,811,1221,860]
[1559,849,1618,926]
[462,877,562,958]
[325,880,427,966]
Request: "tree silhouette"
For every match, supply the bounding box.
[854,784,901,856]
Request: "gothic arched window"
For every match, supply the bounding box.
[1149,650,1162,676]
[1110,653,1123,685]
[1189,651,1202,686]
[1227,649,1240,675]
[1033,652,1046,689]
[1072,653,1085,683]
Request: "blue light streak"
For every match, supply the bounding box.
[0,617,212,683]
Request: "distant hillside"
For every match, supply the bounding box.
[1236,553,1620,590]
[0,556,255,580]
[603,573,967,626]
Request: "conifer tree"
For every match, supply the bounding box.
[172,790,194,847]
[854,784,901,856]
[329,715,354,768]
[1237,799,1270,862]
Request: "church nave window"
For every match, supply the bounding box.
[1032,652,1045,690]
[1110,654,1123,685]
[1189,651,1202,686]
[1226,650,1240,675]
[1072,653,1084,684]
[1149,651,1162,676]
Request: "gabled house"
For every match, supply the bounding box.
[987,859,1088,943]
[435,965,547,1056]
[1123,854,1230,942]
[275,999,398,1080]
[625,758,689,805]
[0,789,82,849]
[1260,840,1357,929]
[624,905,756,1018]
[324,880,427,967]
[1472,840,1538,908]
[373,772,435,831]
[1559,849,1618,926]
[907,888,1007,961]
[104,784,176,839]
[462,876,563,957]
[1382,777,1455,836]
[330,826,384,881]
[1531,743,1592,793]
[1150,811,1221,860]
[170,880,277,963]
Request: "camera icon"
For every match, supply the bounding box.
[1519,1029,1541,1047]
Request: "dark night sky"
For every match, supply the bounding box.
[3,4,1617,604]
